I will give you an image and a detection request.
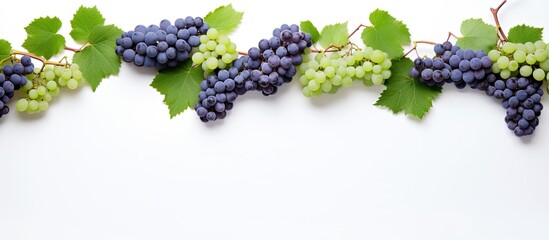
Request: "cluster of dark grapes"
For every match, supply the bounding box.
[0,56,34,118]
[409,42,544,137]
[115,17,209,70]
[410,41,493,88]
[484,76,543,136]
[194,24,312,122]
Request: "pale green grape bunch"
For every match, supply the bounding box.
[488,40,549,81]
[15,64,84,114]
[298,47,392,97]
[191,28,238,76]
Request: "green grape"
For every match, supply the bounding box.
[381,70,391,79]
[534,49,547,62]
[346,67,356,77]
[321,81,332,93]
[535,40,546,50]
[302,86,311,97]
[381,59,392,69]
[342,76,353,87]
[520,65,533,77]
[61,69,72,80]
[28,89,38,99]
[319,57,331,68]
[38,101,49,111]
[324,66,335,78]
[299,75,308,86]
[363,61,373,72]
[308,79,320,91]
[215,44,226,55]
[525,42,536,53]
[355,66,365,78]
[331,74,343,86]
[45,70,55,81]
[372,65,382,74]
[304,69,315,80]
[491,64,501,74]
[28,100,39,111]
[314,71,326,84]
[497,56,510,69]
[15,99,29,112]
[526,54,537,65]
[370,50,385,64]
[354,51,364,61]
[501,42,516,54]
[488,50,501,61]
[192,52,205,64]
[500,69,511,79]
[205,57,218,70]
[540,60,549,71]
[371,74,383,85]
[508,60,519,72]
[206,28,218,39]
[513,50,526,63]
[533,68,545,81]
[67,78,79,90]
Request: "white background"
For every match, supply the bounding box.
[1,0,549,239]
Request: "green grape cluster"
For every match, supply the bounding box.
[15,64,84,114]
[191,28,238,75]
[489,40,549,81]
[298,47,392,97]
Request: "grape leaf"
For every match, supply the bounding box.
[361,9,410,60]
[375,58,442,119]
[508,24,543,43]
[73,24,122,91]
[455,18,497,53]
[318,22,348,49]
[300,20,320,43]
[70,6,106,43]
[22,16,66,59]
[151,61,204,118]
[204,4,243,35]
[0,39,12,63]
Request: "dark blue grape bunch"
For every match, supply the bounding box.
[242,24,312,96]
[485,76,543,137]
[0,56,34,118]
[409,41,492,89]
[115,17,209,70]
[194,24,312,122]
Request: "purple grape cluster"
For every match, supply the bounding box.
[194,24,312,122]
[116,17,209,70]
[485,76,543,137]
[0,56,33,118]
[409,41,492,88]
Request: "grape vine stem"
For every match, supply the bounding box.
[10,49,67,67]
[348,24,367,39]
[446,32,461,42]
[491,0,508,42]
[403,41,436,58]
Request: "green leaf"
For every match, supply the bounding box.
[151,61,204,118]
[318,22,348,49]
[22,16,66,59]
[300,20,320,43]
[508,24,543,43]
[361,9,411,60]
[455,18,497,53]
[70,6,106,43]
[73,24,122,91]
[204,4,243,35]
[375,58,442,119]
[0,39,12,62]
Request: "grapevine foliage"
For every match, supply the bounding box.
[0,1,547,138]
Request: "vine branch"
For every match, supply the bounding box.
[11,49,67,67]
[348,24,367,39]
[403,41,436,58]
[491,0,508,42]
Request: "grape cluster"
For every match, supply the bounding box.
[483,76,543,136]
[489,41,549,81]
[116,17,209,70]
[298,47,392,97]
[410,41,492,88]
[194,24,312,122]
[0,56,33,118]
[191,28,238,74]
[16,64,84,114]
